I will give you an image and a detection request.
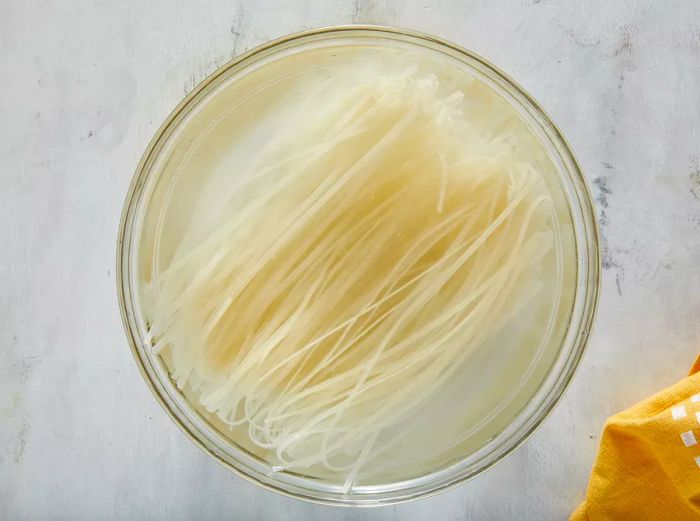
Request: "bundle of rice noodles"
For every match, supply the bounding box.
[142,65,553,490]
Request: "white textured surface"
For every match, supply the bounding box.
[2,1,700,519]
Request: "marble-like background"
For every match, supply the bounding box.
[2,1,699,519]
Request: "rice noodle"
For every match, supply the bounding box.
[142,66,554,491]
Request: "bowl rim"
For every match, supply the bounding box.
[116,24,601,506]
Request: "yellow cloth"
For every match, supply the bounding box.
[571,356,700,520]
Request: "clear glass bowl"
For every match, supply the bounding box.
[117,26,600,506]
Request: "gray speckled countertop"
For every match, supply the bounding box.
[2,1,700,519]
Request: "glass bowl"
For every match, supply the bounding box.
[116,25,600,506]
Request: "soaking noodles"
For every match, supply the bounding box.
[141,62,556,490]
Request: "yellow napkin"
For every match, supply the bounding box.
[571,356,700,520]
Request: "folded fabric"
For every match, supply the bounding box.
[571,355,700,520]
